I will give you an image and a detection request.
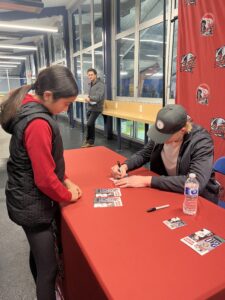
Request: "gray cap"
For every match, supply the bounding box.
[147,104,187,144]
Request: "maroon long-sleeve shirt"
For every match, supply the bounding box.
[22,94,72,202]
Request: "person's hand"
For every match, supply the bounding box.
[68,185,82,202]
[85,96,90,103]
[111,163,128,179]
[64,179,82,202]
[114,175,152,188]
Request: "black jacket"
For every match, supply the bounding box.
[2,102,65,228]
[125,124,219,203]
[87,78,105,112]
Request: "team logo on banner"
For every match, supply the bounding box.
[180,53,196,72]
[201,14,214,36]
[210,118,225,139]
[185,0,196,5]
[215,46,225,68]
[196,84,209,105]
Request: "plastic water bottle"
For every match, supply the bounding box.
[183,173,199,215]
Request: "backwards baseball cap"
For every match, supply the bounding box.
[147,104,187,144]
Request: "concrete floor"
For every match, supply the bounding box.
[0,114,140,299]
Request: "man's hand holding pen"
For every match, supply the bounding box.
[111,161,152,188]
[111,162,128,179]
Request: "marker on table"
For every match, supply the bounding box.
[117,161,121,173]
[146,204,170,213]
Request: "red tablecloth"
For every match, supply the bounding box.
[61,146,225,300]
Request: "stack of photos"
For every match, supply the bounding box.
[181,228,225,255]
[94,188,123,208]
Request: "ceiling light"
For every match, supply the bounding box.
[0,65,17,68]
[0,1,44,13]
[0,22,58,33]
[120,71,128,75]
[121,37,165,44]
[152,73,163,77]
[0,55,26,60]
[140,39,163,44]
[0,44,37,51]
[0,61,21,64]
[121,37,134,41]
[94,51,103,55]
[146,55,160,58]
[0,35,19,40]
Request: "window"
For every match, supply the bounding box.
[25,55,35,84]
[140,0,164,24]
[50,35,55,62]
[96,115,104,127]
[38,40,46,68]
[136,122,145,140]
[94,47,103,78]
[71,0,103,101]
[0,77,9,93]
[117,34,135,97]
[116,0,135,33]
[94,0,103,43]
[52,27,66,62]
[74,56,81,92]
[81,0,92,49]
[170,19,178,99]
[30,55,36,79]
[72,10,80,52]
[138,23,164,98]
[82,51,92,93]
[121,119,134,137]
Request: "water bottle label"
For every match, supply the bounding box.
[185,187,198,196]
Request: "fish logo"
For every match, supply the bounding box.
[210,118,225,139]
[180,53,196,72]
[201,14,214,36]
[215,46,225,68]
[196,84,210,105]
[185,0,196,5]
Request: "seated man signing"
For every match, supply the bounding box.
[111,104,219,204]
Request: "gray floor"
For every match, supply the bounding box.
[0,113,140,300]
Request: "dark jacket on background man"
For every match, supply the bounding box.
[125,124,220,203]
[87,78,105,112]
[3,102,64,227]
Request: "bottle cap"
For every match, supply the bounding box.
[189,173,196,178]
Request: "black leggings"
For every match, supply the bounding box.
[86,111,101,144]
[23,225,57,300]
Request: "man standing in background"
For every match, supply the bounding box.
[81,68,105,148]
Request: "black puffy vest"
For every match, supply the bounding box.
[4,102,65,228]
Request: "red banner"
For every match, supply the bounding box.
[176,0,225,187]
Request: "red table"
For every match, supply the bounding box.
[61,146,225,300]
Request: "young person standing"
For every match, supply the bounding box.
[0,65,82,300]
[82,68,105,147]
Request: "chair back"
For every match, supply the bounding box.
[213,156,225,208]
[213,156,225,175]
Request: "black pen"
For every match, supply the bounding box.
[117,161,121,173]
[146,204,170,213]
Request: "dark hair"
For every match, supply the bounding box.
[0,65,78,127]
[87,68,97,75]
